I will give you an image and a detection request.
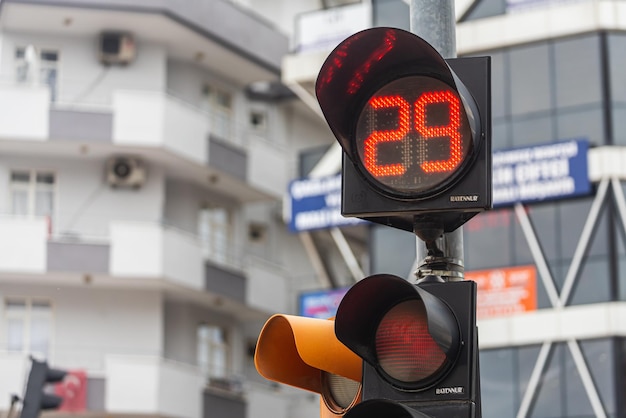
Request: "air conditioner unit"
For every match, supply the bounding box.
[107,157,145,188]
[99,31,135,66]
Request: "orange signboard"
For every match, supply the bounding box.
[465,265,537,319]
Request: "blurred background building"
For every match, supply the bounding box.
[1,0,626,418]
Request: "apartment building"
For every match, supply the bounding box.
[0,1,349,418]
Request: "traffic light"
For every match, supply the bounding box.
[255,314,363,416]
[334,274,480,418]
[315,27,491,233]
[20,358,67,418]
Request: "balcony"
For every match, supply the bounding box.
[0,216,287,316]
[0,215,47,273]
[106,355,204,418]
[109,221,289,314]
[0,84,287,201]
[0,353,28,411]
[0,350,273,418]
[113,91,209,165]
[0,352,217,418]
[109,221,206,289]
[0,85,49,141]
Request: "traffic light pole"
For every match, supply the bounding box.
[299,14,489,415]
[410,0,465,283]
[410,0,456,59]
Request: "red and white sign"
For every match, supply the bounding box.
[465,265,537,319]
[54,370,87,412]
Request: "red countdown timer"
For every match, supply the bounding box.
[355,76,474,196]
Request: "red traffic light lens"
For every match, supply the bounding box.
[375,299,447,384]
[355,76,473,197]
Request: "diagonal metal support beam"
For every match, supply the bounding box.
[559,178,609,305]
[567,340,607,418]
[516,341,552,418]
[286,81,324,119]
[514,203,561,308]
[611,177,626,241]
[330,227,364,281]
[299,232,333,288]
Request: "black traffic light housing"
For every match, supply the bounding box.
[335,274,480,418]
[316,27,491,233]
[20,358,67,418]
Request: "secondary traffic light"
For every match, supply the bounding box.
[255,314,363,416]
[334,274,480,418]
[20,358,67,418]
[315,27,491,233]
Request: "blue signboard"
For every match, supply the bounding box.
[299,287,349,319]
[288,174,364,232]
[493,139,590,207]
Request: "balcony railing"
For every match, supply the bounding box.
[0,352,29,410]
[0,213,288,313]
[106,355,205,418]
[0,215,48,273]
[113,90,210,164]
[0,84,49,140]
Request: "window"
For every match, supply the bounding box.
[464,209,514,270]
[480,341,617,418]
[10,170,55,218]
[198,205,232,264]
[509,42,551,116]
[15,46,59,102]
[5,298,52,359]
[197,323,229,378]
[201,85,233,141]
[553,35,602,109]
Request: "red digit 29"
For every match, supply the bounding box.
[363,90,463,178]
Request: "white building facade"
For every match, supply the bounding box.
[0,1,347,418]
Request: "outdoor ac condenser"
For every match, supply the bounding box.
[107,156,145,188]
[99,31,135,66]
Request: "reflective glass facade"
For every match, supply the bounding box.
[369,22,626,418]
[465,32,626,303]
[480,339,618,418]
[463,29,626,418]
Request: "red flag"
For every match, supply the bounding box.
[54,370,87,412]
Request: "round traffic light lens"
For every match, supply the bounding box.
[375,299,446,383]
[354,76,473,196]
[321,372,361,414]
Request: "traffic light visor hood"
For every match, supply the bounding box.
[315,27,477,158]
[335,274,461,390]
[254,314,362,393]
